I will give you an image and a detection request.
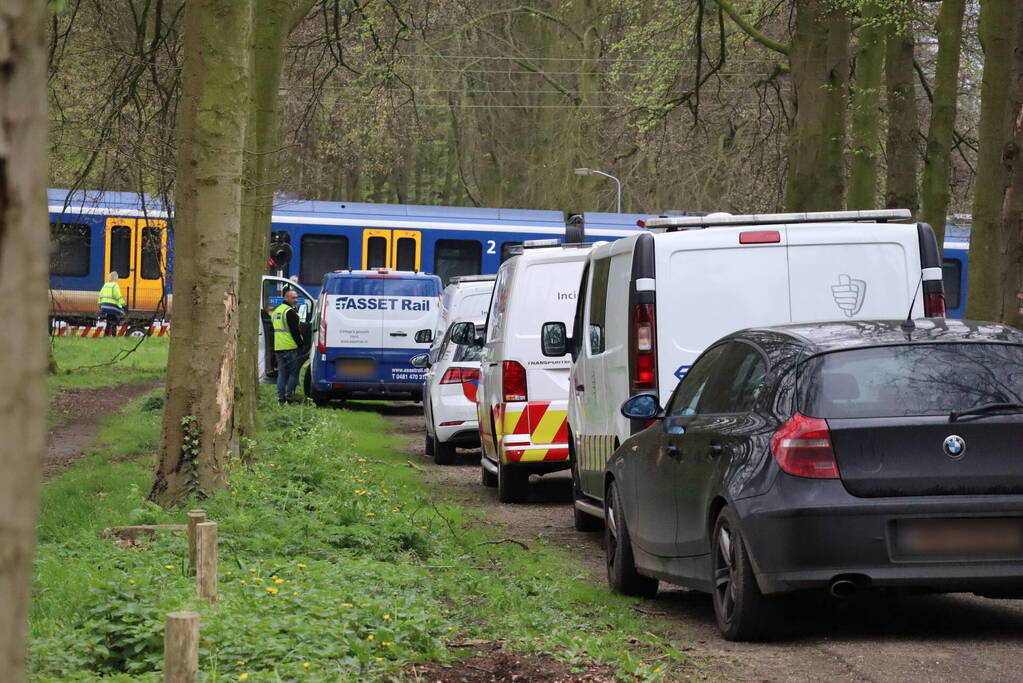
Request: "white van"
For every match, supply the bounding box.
[429,275,496,361]
[474,241,593,503]
[305,269,442,403]
[555,210,947,529]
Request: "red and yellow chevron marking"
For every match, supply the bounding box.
[495,401,569,463]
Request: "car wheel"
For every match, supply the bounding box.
[425,432,434,456]
[711,506,779,641]
[303,367,330,407]
[481,459,498,487]
[497,462,528,503]
[433,437,456,465]
[570,441,602,532]
[126,325,148,338]
[605,480,657,598]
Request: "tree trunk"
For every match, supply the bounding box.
[784,0,850,211]
[847,2,884,210]
[0,1,48,679]
[919,0,966,248]
[236,0,296,445]
[884,4,920,213]
[151,0,253,506]
[966,0,1018,321]
[999,6,1023,328]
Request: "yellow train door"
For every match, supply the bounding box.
[105,218,137,309]
[360,229,421,270]
[134,219,168,311]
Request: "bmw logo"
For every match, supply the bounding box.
[943,435,966,459]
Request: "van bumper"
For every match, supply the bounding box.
[500,437,570,467]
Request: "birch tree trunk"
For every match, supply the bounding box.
[784,0,850,211]
[152,0,253,506]
[847,3,884,210]
[966,0,1017,321]
[998,6,1023,328]
[919,0,966,248]
[884,3,920,213]
[0,1,47,679]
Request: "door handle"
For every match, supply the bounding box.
[390,332,407,337]
[709,442,724,457]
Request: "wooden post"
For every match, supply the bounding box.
[186,510,206,576]
[164,611,199,683]
[195,522,218,601]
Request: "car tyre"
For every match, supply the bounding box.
[481,459,498,487]
[497,462,528,503]
[303,367,330,407]
[425,432,434,456]
[711,506,779,641]
[433,437,457,465]
[605,480,657,598]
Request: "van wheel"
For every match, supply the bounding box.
[433,437,457,466]
[425,433,434,456]
[303,368,330,407]
[497,463,528,503]
[605,480,657,598]
[481,460,498,487]
[711,506,779,641]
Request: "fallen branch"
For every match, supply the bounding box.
[405,460,425,471]
[477,538,530,551]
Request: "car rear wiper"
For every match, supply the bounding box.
[949,402,1023,422]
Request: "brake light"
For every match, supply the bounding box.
[502,361,527,402]
[924,292,947,317]
[317,296,328,354]
[440,367,480,384]
[739,230,780,244]
[770,413,839,479]
[629,303,658,391]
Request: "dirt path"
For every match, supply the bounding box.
[46,382,160,478]
[377,404,1023,682]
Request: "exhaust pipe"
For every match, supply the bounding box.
[829,578,858,599]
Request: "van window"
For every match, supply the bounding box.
[501,242,522,262]
[109,224,132,276]
[395,237,417,271]
[486,267,512,342]
[382,278,440,297]
[301,234,349,285]
[50,222,91,276]
[140,226,163,280]
[572,263,589,359]
[587,258,611,354]
[942,258,962,310]
[434,239,482,285]
[366,236,388,268]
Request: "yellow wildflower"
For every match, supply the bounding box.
[303,662,311,669]
[236,660,245,666]
[375,657,383,663]
[226,570,233,576]
[382,642,392,647]
[239,580,247,585]
[249,568,257,573]
[366,634,374,640]
[342,603,353,607]
[266,587,279,595]
[274,578,284,584]
[357,458,366,462]
[383,614,391,620]
[163,565,174,570]
[252,577,263,582]
[297,563,307,569]
[239,675,249,681]
[366,512,375,517]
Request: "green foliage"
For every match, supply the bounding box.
[48,338,169,393]
[140,393,164,412]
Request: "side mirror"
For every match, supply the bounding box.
[414,329,433,344]
[410,353,431,369]
[541,322,571,357]
[621,394,662,420]
[450,321,479,346]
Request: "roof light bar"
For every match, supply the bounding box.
[522,238,562,248]
[643,209,912,230]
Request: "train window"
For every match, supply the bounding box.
[49,222,91,277]
[434,239,481,285]
[109,224,132,276]
[942,258,962,310]
[140,227,163,280]
[395,237,417,271]
[501,242,521,262]
[301,234,349,285]
[366,236,387,269]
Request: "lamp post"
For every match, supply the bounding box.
[574,167,622,213]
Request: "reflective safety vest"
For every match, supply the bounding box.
[272,303,298,351]
[98,281,125,309]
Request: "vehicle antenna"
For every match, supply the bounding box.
[902,275,923,334]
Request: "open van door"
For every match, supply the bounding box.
[259,276,314,382]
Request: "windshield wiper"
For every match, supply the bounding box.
[949,402,1023,422]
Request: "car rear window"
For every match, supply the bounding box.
[324,277,438,296]
[453,343,483,363]
[799,343,1023,419]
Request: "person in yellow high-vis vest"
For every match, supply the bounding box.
[98,272,127,337]
[272,289,306,404]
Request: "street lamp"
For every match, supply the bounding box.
[574,167,622,213]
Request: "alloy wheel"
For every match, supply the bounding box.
[713,524,737,625]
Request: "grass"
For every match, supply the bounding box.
[31,366,694,681]
[48,337,169,392]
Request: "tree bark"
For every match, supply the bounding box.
[919,0,966,248]
[0,1,48,680]
[847,3,885,210]
[884,3,920,213]
[784,0,850,211]
[966,0,1018,321]
[152,0,253,506]
[999,6,1023,328]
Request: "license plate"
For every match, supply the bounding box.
[336,358,376,378]
[896,518,1023,558]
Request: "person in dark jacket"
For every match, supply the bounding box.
[271,289,305,404]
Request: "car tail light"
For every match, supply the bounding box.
[770,413,839,479]
[629,303,658,392]
[924,292,947,317]
[440,367,480,384]
[502,361,527,402]
[317,297,328,354]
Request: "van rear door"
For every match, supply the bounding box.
[786,223,922,321]
[324,277,385,380]
[378,277,440,385]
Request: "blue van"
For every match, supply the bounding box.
[304,270,442,403]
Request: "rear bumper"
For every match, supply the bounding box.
[737,476,1023,595]
[437,424,480,446]
[500,436,570,467]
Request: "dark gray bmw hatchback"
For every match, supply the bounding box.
[607,319,1023,641]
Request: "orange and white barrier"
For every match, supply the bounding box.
[50,320,171,338]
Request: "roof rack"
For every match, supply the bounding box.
[642,209,912,230]
[450,274,497,284]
